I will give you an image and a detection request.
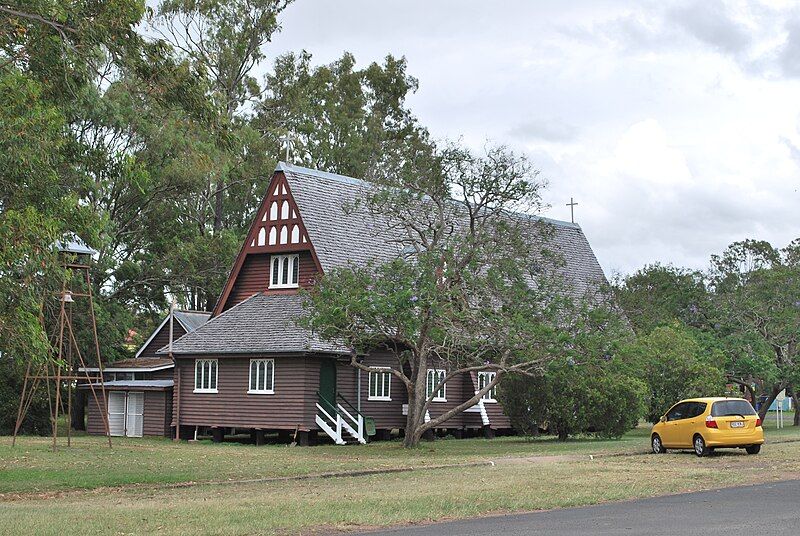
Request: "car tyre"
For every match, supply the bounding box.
[745,445,761,455]
[651,434,667,454]
[693,435,712,457]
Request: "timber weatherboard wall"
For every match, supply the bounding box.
[86,389,172,437]
[222,251,317,312]
[172,355,327,430]
[137,323,187,358]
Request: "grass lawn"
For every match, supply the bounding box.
[1,419,799,534]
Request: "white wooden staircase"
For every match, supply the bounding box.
[315,392,367,445]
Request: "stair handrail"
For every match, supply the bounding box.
[336,393,365,419]
[336,393,365,442]
[317,391,339,418]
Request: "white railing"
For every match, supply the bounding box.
[337,403,366,444]
[315,402,346,445]
[315,394,366,445]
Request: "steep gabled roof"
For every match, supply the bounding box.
[134,310,211,358]
[280,162,606,299]
[170,162,608,356]
[160,293,348,355]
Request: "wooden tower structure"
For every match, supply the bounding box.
[12,233,112,449]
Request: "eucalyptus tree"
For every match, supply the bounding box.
[303,145,584,448]
[710,239,800,420]
[258,51,428,179]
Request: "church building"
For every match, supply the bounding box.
[83,162,607,445]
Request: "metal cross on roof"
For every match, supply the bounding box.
[567,197,578,223]
[279,132,294,163]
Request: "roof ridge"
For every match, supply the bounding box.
[280,162,580,229]
[156,292,264,354]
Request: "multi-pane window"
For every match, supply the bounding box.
[194,359,218,393]
[249,359,275,394]
[368,368,392,401]
[478,371,497,402]
[426,369,447,401]
[270,254,299,288]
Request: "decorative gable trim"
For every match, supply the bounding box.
[211,170,324,316]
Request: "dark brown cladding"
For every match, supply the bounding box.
[86,389,172,437]
[137,323,187,358]
[170,350,511,434]
[172,355,322,430]
[223,251,317,312]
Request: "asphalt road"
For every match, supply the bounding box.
[363,479,800,535]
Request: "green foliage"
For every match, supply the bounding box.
[500,361,647,441]
[259,51,428,178]
[625,325,726,423]
[0,357,51,435]
[613,264,711,333]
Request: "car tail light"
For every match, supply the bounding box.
[705,416,718,428]
[756,418,762,427]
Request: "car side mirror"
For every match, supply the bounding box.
[660,415,666,423]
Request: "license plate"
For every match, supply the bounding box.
[730,421,745,428]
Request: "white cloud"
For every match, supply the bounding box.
[264,0,800,275]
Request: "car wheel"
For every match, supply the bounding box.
[651,434,667,454]
[693,435,712,457]
[745,445,761,455]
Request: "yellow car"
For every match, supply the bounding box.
[651,397,764,457]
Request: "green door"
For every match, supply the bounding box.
[319,359,337,405]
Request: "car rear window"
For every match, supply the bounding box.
[711,400,756,417]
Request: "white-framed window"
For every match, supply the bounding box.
[368,368,392,401]
[426,369,447,402]
[194,359,218,393]
[270,254,299,289]
[248,359,275,394]
[478,371,497,402]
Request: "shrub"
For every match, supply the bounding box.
[500,360,647,440]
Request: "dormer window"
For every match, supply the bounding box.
[270,254,299,288]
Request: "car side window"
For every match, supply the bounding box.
[667,403,688,421]
[690,402,707,418]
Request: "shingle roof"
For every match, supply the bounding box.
[168,163,607,356]
[134,310,211,358]
[160,293,349,356]
[283,163,401,271]
[281,162,606,299]
[174,310,211,332]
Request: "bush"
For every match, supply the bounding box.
[626,325,727,423]
[500,361,647,440]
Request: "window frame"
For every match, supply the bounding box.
[478,371,497,402]
[426,369,447,402]
[194,359,218,394]
[248,358,275,395]
[269,254,300,289]
[368,367,392,401]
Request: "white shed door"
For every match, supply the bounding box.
[125,392,144,438]
[107,392,126,437]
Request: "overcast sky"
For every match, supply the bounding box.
[264,0,800,277]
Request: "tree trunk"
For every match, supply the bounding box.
[790,388,800,426]
[402,369,429,448]
[757,383,785,422]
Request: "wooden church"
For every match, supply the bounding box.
[81,162,607,445]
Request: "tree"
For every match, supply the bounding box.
[302,144,589,448]
[627,325,727,423]
[710,240,800,421]
[613,264,711,334]
[257,51,428,178]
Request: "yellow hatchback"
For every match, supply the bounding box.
[651,397,764,457]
